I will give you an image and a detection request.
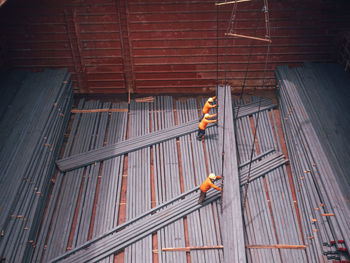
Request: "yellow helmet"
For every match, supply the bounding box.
[204,113,210,119]
[209,173,216,180]
[208,97,214,103]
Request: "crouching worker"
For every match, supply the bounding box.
[200,96,217,121]
[198,173,222,204]
[197,113,217,141]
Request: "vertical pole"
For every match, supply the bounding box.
[263,0,271,39]
[64,10,81,92]
[115,0,135,103]
[72,8,88,93]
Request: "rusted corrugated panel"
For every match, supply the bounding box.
[128,0,347,93]
[0,0,125,93]
[0,0,349,94]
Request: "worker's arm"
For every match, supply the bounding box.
[209,104,217,108]
[212,96,216,100]
[207,113,217,118]
[209,181,221,191]
[215,175,222,179]
[207,119,217,124]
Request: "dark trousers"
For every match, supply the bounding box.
[197,128,205,140]
[198,190,207,204]
[199,114,205,122]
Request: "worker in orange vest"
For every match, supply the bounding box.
[200,96,217,121]
[197,113,216,141]
[198,173,222,204]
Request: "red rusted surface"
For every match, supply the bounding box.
[0,0,349,94]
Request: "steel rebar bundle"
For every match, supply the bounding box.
[276,62,350,261]
[0,69,73,263]
[56,118,216,172]
[48,188,221,263]
[234,95,306,263]
[218,85,246,263]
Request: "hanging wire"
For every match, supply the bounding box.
[234,12,262,120]
[227,0,239,34]
[242,0,272,208]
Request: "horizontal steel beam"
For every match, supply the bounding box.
[56,120,216,172]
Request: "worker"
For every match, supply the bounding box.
[198,173,222,204]
[200,96,216,121]
[197,113,216,141]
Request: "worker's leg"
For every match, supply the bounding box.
[197,129,205,141]
[198,190,207,204]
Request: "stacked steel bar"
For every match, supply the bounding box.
[48,187,221,263]
[124,100,152,263]
[276,63,350,261]
[30,99,85,263]
[42,100,105,262]
[250,96,305,263]
[177,97,223,263]
[92,102,128,263]
[56,118,215,172]
[232,95,306,263]
[239,152,288,186]
[0,69,73,263]
[72,101,110,248]
[34,99,116,262]
[234,97,277,119]
[0,70,28,120]
[218,85,246,263]
[234,95,300,262]
[49,96,222,263]
[152,96,186,263]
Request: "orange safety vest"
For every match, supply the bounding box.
[199,114,216,130]
[202,97,217,114]
[200,176,222,192]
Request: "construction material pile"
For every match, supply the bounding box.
[276,63,350,261]
[0,69,73,262]
[232,95,306,263]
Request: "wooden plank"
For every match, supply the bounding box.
[320,213,335,217]
[225,33,272,43]
[246,244,307,250]
[215,0,251,6]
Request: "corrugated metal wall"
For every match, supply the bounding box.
[0,0,349,94]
